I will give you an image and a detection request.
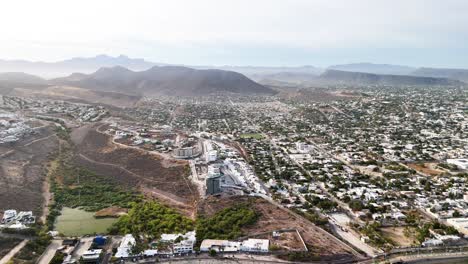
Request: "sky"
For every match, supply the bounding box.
[0,0,468,68]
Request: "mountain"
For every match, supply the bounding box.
[255,72,319,85]
[197,65,323,76]
[53,66,275,96]
[328,63,416,75]
[0,72,47,84]
[0,55,158,78]
[320,70,462,86]
[411,67,468,83]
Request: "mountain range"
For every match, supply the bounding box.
[0,55,467,90]
[0,55,159,78]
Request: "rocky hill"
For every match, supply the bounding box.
[53,66,276,96]
[320,70,461,86]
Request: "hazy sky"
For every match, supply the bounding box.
[1,0,468,67]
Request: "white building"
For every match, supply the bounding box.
[200,240,241,252]
[447,159,468,170]
[1,210,17,224]
[240,239,269,253]
[82,249,102,262]
[206,150,218,162]
[422,239,443,247]
[446,218,468,236]
[160,231,196,254]
[115,234,136,258]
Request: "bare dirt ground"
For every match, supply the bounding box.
[198,196,359,262]
[0,125,59,216]
[70,123,199,218]
[407,163,444,177]
[380,227,416,247]
[256,231,305,252]
[94,206,128,218]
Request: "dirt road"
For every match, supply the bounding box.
[0,239,28,264]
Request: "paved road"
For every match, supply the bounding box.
[0,239,28,264]
[37,239,62,264]
[329,221,378,257]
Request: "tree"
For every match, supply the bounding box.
[349,199,364,211]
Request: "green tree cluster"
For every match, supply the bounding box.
[196,204,259,243]
[108,201,194,239]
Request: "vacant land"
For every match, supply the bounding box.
[407,163,444,176]
[71,124,199,217]
[0,124,59,216]
[10,86,141,108]
[239,133,264,140]
[198,196,359,262]
[380,227,416,247]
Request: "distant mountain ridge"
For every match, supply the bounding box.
[0,55,159,78]
[320,70,462,86]
[1,54,468,84]
[411,67,468,83]
[328,63,416,75]
[52,66,275,96]
[0,72,47,84]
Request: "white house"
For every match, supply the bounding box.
[240,239,269,253]
[115,234,136,258]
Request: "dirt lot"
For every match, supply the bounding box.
[256,231,306,252]
[198,196,359,262]
[71,124,199,218]
[0,124,59,216]
[407,163,444,176]
[380,227,416,247]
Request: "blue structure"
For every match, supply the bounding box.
[93,236,107,246]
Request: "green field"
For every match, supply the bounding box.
[55,207,117,236]
[239,133,264,139]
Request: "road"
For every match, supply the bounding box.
[37,239,62,264]
[385,251,468,264]
[0,239,28,264]
[329,221,378,257]
[189,159,205,196]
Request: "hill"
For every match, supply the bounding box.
[320,69,461,86]
[411,67,468,83]
[0,72,47,84]
[53,66,275,96]
[0,55,158,78]
[328,63,415,75]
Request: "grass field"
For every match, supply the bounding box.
[55,207,117,236]
[240,133,264,139]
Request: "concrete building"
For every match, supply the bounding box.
[115,234,136,258]
[240,239,269,252]
[447,159,468,170]
[206,150,218,162]
[200,240,241,252]
[160,231,196,254]
[446,218,468,236]
[81,249,102,263]
[1,210,17,224]
[206,174,221,195]
[173,147,198,159]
